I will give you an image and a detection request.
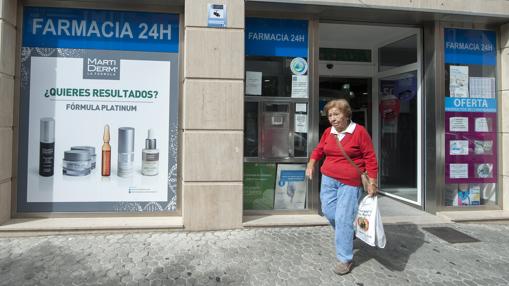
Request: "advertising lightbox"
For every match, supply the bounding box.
[18,7,180,212]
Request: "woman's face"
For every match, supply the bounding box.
[328,107,349,131]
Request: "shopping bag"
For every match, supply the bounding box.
[355,196,386,248]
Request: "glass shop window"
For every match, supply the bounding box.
[442,28,498,208]
[243,17,310,211]
[245,57,296,97]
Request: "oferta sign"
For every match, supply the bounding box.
[18,7,180,212]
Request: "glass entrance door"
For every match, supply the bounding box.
[374,31,423,205]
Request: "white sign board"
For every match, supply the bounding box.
[208,4,227,28]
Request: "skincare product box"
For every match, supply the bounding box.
[444,184,459,207]
[481,183,496,204]
[469,185,481,205]
[457,184,470,206]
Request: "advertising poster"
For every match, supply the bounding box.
[449,65,469,98]
[291,75,308,98]
[449,164,468,179]
[470,77,495,98]
[245,71,262,95]
[449,117,468,132]
[243,163,276,210]
[294,114,308,133]
[274,164,307,209]
[18,7,180,212]
[443,28,497,187]
[445,112,497,184]
[449,140,469,155]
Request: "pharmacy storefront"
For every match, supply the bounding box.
[2,1,508,230]
[17,7,180,213]
[241,12,505,215]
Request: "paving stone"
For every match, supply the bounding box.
[1,223,509,285]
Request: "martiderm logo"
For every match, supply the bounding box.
[83,51,120,80]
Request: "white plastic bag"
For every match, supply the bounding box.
[355,196,386,248]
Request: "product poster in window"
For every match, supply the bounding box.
[274,164,307,210]
[443,28,497,186]
[18,7,180,212]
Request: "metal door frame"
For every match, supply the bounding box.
[372,28,424,207]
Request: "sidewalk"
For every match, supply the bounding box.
[1,222,508,286]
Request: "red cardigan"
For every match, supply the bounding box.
[310,125,378,187]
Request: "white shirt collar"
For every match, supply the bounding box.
[330,121,356,135]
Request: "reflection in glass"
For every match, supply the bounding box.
[293,133,307,157]
[379,35,417,72]
[246,57,304,97]
[379,71,418,201]
[244,102,258,157]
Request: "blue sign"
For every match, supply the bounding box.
[445,97,497,112]
[246,18,308,57]
[23,7,179,53]
[445,28,496,66]
[278,170,305,186]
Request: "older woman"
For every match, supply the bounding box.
[306,99,378,275]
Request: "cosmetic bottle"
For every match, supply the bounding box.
[142,129,159,176]
[63,150,92,176]
[118,127,134,177]
[39,118,55,177]
[71,146,96,169]
[101,125,111,177]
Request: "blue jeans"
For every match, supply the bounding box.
[320,175,363,263]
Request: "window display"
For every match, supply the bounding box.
[244,18,309,210]
[243,163,307,210]
[443,28,498,207]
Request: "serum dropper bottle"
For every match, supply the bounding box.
[101,124,111,176]
[142,129,159,176]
